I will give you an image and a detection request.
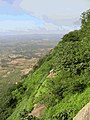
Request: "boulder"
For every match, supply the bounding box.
[74,102,90,120]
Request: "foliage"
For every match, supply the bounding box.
[80,9,90,36]
[52,110,73,120]
[62,30,80,42]
[20,109,39,120]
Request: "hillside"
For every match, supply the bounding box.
[3,9,90,120]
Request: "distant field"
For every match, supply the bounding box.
[0,34,61,108]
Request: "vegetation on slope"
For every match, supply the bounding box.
[3,9,90,120]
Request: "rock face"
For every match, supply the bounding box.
[73,102,90,120]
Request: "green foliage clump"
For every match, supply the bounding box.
[52,110,73,120]
[62,30,80,42]
[20,109,39,120]
[80,9,90,36]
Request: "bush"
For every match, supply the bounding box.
[52,110,73,120]
[72,83,87,93]
[62,30,80,42]
[7,96,18,108]
[20,109,39,120]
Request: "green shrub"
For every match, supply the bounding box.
[62,30,80,42]
[52,110,73,120]
[20,109,39,120]
[72,83,87,93]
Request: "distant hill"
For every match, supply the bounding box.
[2,9,90,120]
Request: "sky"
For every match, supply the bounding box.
[0,0,90,34]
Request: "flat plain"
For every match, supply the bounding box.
[0,34,60,107]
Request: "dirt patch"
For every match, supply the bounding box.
[28,103,46,118]
[47,72,56,78]
[10,58,38,66]
[21,68,32,75]
[47,69,56,78]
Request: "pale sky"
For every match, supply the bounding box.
[0,0,90,34]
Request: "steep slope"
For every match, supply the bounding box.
[7,9,90,120]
